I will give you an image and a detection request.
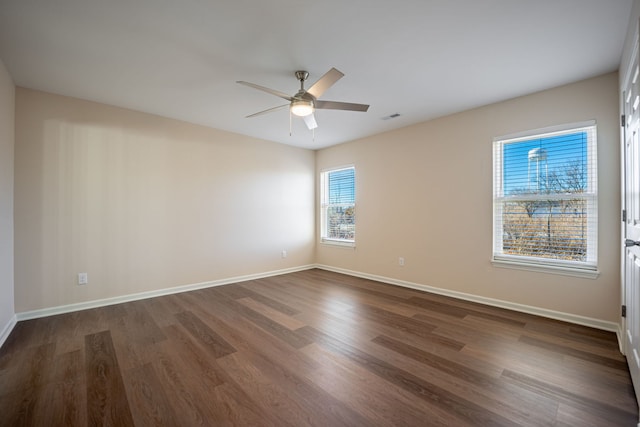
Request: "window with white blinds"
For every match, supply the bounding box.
[492,122,598,276]
[321,166,355,246]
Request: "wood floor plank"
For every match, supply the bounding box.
[502,369,637,426]
[559,356,639,406]
[304,269,419,303]
[140,295,184,328]
[405,296,470,318]
[236,296,307,330]
[299,342,474,427]
[298,325,517,427]
[238,281,302,315]
[37,349,86,426]
[235,345,373,427]
[257,276,356,313]
[0,342,55,396]
[0,320,51,363]
[85,330,135,426]
[49,313,87,356]
[371,334,560,425]
[147,339,222,426]
[0,343,56,427]
[519,335,628,370]
[161,324,226,388]
[108,316,149,371]
[524,321,620,350]
[215,351,316,427]
[122,300,167,346]
[555,402,622,427]
[349,303,439,337]
[208,289,312,349]
[1,269,637,426]
[0,388,38,427]
[174,310,237,358]
[125,363,179,426]
[372,334,494,388]
[177,290,322,374]
[207,382,281,427]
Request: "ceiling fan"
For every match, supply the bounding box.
[237,68,369,131]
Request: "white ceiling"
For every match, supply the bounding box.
[0,0,633,149]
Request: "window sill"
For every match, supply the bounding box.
[321,238,355,248]
[491,257,599,279]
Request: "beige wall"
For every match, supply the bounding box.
[9,72,624,325]
[0,59,15,335]
[317,72,621,323]
[14,88,315,312]
[620,0,639,81]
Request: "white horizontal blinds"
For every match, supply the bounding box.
[323,167,355,242]
[493,123,597,268]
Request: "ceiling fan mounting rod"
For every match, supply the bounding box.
[295,70,309,91]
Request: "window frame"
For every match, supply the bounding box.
[492,121,599,279]
[320,165,356,247]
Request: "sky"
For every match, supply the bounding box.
[328,167,355,204]
[502,131,588,195]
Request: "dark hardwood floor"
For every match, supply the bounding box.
[0,269,637,426]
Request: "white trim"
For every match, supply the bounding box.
[320,239,356,248]
[319,164,355,174]
[620,19,639,387]
[491,258,600,279]
[494,120,597,143]
[15,265,316,322]
[0,315,17,348]
[8,263,619,343]
[320,165,356,245]
[493,122,599,275]
[315,264,619,333]
[621,28,639,92]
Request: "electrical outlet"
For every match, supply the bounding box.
[281,250,287,258]
[78,272,88,285]
[399,257,405,266]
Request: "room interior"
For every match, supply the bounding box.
[1,0,640,425]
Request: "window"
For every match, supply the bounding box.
[492,121,598,277]
[321,166,355,246]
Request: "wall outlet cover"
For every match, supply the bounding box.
[78,273,88,285]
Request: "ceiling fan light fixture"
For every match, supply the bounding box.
[290,99,314,117]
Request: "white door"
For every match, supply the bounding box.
[623,36,640,407]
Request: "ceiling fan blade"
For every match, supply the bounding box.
[246,104,289,118]
[306,68,344,98]
[315,100,369,112]
[303,113,318,130]
[237,81,293,101]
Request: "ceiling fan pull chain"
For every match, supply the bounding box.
[289,109,292,136]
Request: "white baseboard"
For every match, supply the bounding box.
[315,264,620,333]
[618,323,626,354]
[0,314,17,348]
[16,265,316,322]
[10,263,621,337]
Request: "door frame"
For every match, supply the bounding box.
[621,25,639,359]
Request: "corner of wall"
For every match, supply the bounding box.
[0,57,16,348]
